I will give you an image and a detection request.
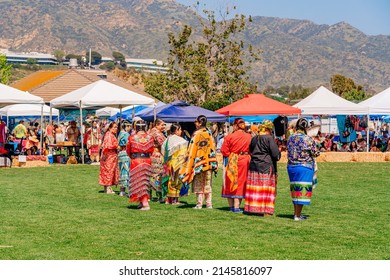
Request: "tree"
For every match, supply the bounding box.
[331,74,355,96]
[26,58,37,65]
[342,88,367,102]
[53,50,65,63]
[85,50,102,65]
[0,54,12,84]
[99,61,116,71]
[112,51,127,69]
[144,6,260,109]
[287,84,311,102]
[330,74,366,101]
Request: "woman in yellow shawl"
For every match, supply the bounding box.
[179,115,218,209]
[161,123,188,204]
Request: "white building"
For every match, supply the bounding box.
[0,49,58,65]
[125,58,168,73]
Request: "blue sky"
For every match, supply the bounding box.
[176,0,390,35]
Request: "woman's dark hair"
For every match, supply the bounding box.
[121,120,130,130]
[233,118,246,130]
[170,123,181,134]
[296,118,309,134]
[108,122,116,129]
[135,120,147,132]
[196,115,207,127]
[154,118,164,127]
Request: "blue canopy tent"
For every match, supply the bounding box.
[110,105,148,121]
[109,102,166,121]
[137,100,226,122]
[226,115,279,123]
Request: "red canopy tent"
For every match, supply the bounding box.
[215,94,301,115]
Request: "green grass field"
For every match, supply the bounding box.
[0,163,389,260]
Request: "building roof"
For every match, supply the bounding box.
[11,69,156,103]
[12,70,67,92]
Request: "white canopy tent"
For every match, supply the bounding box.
[50,80,155,163]
[359,86,390,114]
[50,80,154,108]
[95,104,149,117]
[293,86,368,115]
[95,107,120,117]
[0,83,43,107]
[294,86,369,151]
[0,83,45,151]
[0,104,59,117]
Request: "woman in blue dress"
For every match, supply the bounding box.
[287,118,320,221]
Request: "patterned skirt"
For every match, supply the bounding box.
[192,170,212,194]
[244,170,277,215]
[98,151,119,186]
[118,150,130,189]
[150,150,164,192]
[287,164,314,205]
[167,171,182,198]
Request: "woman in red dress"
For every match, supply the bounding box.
[221,118,252,212]
[126,120,155,210]
[99,122,119,194]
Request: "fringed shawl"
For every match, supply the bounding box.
[179,128,218,184]
[162,134,188,175]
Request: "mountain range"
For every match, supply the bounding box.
[1,0,389,92]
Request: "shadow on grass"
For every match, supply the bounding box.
[176,202,196,209]
[126,205,140,210]
[215,206,233,212]
[276,214,311,220]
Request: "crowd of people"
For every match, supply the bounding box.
[2,113,388,220]
[0,117,112,162]
[93,114,319,221]
[271,120,390,153]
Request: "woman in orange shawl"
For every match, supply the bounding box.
[179,115,218,209]
[221,118,252,212]
[99,122,119,194]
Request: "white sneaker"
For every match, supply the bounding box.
[294,215,308,221]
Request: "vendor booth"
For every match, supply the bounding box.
[293,86,369,148]
[50,80,155,163]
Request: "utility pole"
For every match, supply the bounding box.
[89,48,92,69]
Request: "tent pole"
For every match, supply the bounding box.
[80,103,84,164]
[49,106,52,126]
[40,104,44,154]
[154,103,157,122]
[119,105,123,126]
[366,114,369,152]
